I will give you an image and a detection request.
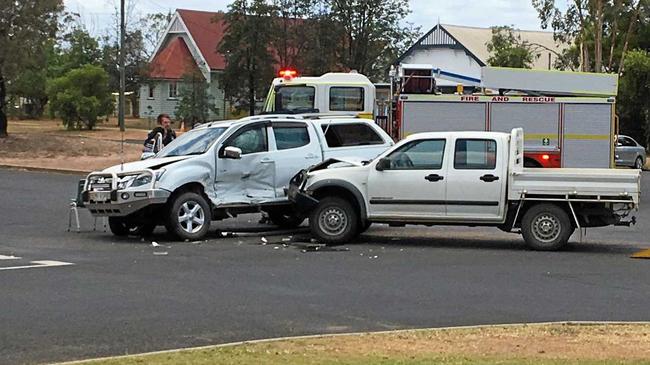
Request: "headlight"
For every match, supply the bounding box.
[131,173,153,188]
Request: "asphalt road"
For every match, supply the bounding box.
[1,168,649,365]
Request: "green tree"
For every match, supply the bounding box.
[0,0,62,137]
[175,70,218,124]
[618,50,650,146]
[57,26,102,73]
[486,26,538,68]
[219,0,276,115]
[330,0,420,80]
[47,65,113,130]
[532,0,647,73]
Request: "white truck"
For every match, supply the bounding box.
[81,115,393,240]
[288,128,640,250]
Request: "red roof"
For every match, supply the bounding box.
[177,9,226,70]
[148,36,200,79]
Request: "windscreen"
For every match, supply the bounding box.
[274,85,316,113]
[157,127,227,158]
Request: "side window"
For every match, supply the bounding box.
[330,87,364,111]
[384,139,446,170]
[274,124,310,150]
[621,137,636,147]
[454,139,497,170]
[228,125,268,155]
[321,123,384,147]
[168,82,178,98]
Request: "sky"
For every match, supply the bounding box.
[63,0,564,37]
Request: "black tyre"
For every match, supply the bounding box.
[108,217,130,236]
[108,218,156,237]
[634,157,644,170]
[521,203,574,251]
[309,196,359,245]
[358,220,372,234]
[267,208,305,228]
[165,192,211,240]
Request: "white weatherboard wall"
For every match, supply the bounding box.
[400,48,482,86]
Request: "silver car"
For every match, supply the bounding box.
[616,135,646,169]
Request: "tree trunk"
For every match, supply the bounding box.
[248,69,255,116]
[0,73,7,137]
[618,0,643,74]
[607,0,622,71]
[594,0,604,72]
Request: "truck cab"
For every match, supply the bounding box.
[263,71,376,117]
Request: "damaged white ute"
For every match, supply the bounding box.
[81,115,393,240]
[289,128,641,251]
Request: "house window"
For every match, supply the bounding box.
[148,85,155,99]
[168,82,178,99]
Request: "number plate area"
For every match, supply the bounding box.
[89,191,111,202]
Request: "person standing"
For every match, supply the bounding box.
[143,113,176,153]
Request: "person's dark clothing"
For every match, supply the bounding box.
[143,127,176,153]
[144,127,176,145]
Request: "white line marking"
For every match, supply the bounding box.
[0,254,21,260]
[0,260,74,271]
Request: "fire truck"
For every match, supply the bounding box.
[263,66,619,168]
[389,65,619,168]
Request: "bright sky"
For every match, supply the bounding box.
[63,0,564,36]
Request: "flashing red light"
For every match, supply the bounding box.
[542,154,550,160]
[279,69,298,79]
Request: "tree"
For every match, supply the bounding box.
[0,0,62,137]
[175,70,218,125]
[532,0,647,73]
[219,0,276,115]
[47,65,113,130]
[330,0,420,80]
[617,50,650,146]
[57,26,102,73]
[486,26,538,68]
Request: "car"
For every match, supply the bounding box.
[616,135,646,169]
[81,114,394,240]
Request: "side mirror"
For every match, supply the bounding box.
[616,142,623,147]
[375,158,391,171]
[223,146,242,159]
[141,152,155,160]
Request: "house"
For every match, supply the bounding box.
[139,9,228,121]
[395,23,565,87]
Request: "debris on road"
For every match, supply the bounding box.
[153,251,168,256]
[151,241,160,247]
[261,237,268,245]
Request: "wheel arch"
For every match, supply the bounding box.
[512,200,579,229]
[308,180,367,221]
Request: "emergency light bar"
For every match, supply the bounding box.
[279,69,298,79]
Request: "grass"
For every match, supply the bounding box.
[63,323,650,365]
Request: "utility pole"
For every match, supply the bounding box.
[119,0,126,132]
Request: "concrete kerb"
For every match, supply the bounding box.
[53,320,650,365]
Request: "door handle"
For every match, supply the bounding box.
[480,174,499,182]
[260,158,274,164]
[305,153,319,159]
[424,174,444,182]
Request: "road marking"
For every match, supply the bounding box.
[631,248,650,259]
[0,254,21,260]
[0,260,74,271]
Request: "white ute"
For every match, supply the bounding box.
[81,115,393,240]
[289,128,640,250]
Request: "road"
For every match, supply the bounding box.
[1,169,649,365]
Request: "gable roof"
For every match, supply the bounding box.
[396,24,565,70]
[176,9,227,70]
[148,36,200,79]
